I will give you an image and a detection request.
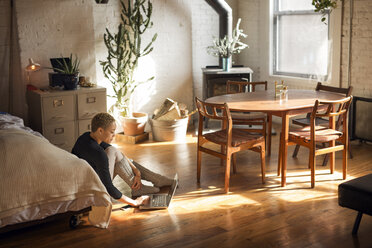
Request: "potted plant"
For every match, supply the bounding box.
[207,18,248,71]
[53,54,80,90]
[312,0,340,23]
[100,0,157,136]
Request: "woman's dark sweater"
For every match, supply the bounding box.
[72,132,122,199]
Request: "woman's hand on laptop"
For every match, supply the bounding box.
[120,194,148,207]
[133,195,150,207]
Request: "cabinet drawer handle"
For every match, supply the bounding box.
[51,115,66,120]
[54,127,65,134]
[53,99,64,107]
[83,112,97,117]
[86,97,96,104]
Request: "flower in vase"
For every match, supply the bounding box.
[207,18,249,58]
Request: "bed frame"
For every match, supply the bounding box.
[0,207,91,234]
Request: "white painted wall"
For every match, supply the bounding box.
[16,0,97,87]
[191,0,219,101]
[340,0,372,97]
[4,0,370,128]
[4,0,222,122]
[235,0,260,81]
[191,0,239,102]
[9,0,97,121]
[94,0,194,117]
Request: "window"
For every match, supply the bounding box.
[273,0,330,79]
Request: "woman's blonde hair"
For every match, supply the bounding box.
[91,113,115,132]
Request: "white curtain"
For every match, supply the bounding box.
[0,0,11,113]
[0,0,27,121]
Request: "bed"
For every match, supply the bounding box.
[0,113,113,231]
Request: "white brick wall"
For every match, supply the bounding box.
[3,0,242,121]
[15,0,96,88]
[4,0,202,121]
[191,0,239,101]
[341,0,372,97]
[191,0,219,101]
[94,0,194,116]
[93,0,122,112]
[7,0,369,124]
[132,0,193,116]
[236,0,260,81]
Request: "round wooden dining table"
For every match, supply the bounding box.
[206,89,346,187]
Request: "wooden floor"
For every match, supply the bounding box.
[1,124,372,248]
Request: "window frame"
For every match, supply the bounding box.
[272,0,330,80]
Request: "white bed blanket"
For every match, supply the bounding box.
[0,129,112,228]
[0,113,44,138]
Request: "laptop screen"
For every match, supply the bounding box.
[166,176,178,205]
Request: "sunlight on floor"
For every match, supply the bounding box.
[256,170,357,203]
[109,186,262,222]
[109,127,361,224]
[136,135,197,146]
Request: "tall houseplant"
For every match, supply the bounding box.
[207,18,248,71]
[100,0,157,135]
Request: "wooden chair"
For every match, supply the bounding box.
[226,80,273,156]
[195,97,266,193]
[278,96,353,188]
[292,82,353,165]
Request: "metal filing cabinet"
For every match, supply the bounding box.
[27,86,107,151]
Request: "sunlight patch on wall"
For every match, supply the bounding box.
[132,55,157,112]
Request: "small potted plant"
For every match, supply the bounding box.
[207,18,249,71]
[53,54,80,90]
[312,0,339,23]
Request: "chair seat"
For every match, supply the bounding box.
[231,112,266,122]
[292,117,328,127]
[339,174,372,216]
[289,127,343,143]
[204,129,264,147]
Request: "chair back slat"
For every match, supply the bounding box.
[313,96,353,120]
[314,82,353,130]
[226,81,268,94]
[316,82,353,96]
[195,97,228,121]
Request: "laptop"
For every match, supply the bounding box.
[139,174,178,210]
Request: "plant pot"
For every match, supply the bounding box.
[60,73,79,90]
[120,112,148,136]
[150,117,189,142]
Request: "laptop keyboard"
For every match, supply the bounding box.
[152,195,167,207]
